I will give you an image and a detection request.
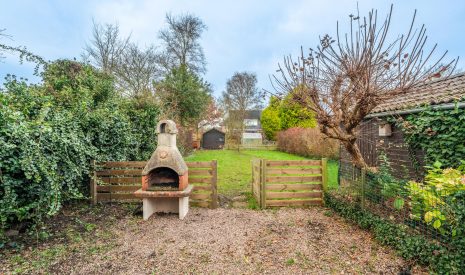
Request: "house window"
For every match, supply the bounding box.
[244,119,258,126]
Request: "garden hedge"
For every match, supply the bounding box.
[0,60,159,239]
[324,193,465,274]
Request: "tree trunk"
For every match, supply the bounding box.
[342,139,368,169]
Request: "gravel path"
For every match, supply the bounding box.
[48,207,424,274]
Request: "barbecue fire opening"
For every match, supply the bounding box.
[147,167,179,191]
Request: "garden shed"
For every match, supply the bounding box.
[201,128,225,149]
[340,72,465,180]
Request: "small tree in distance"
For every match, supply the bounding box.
[271,5,457,169]
[221,72,262,146]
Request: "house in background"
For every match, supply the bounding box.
[340,72,465,180]
[241,110,263,145]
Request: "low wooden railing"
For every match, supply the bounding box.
[90,160,218,208]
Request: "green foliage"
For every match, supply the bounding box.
[156,65,210,126]
[366,153,407,206]
[260,97,281,140]
[260,93,317,141]
[279,93,317,129]
[399,107,465,168]
[325,193,465,274]
[0,60,159,239]
[406,161,465,236]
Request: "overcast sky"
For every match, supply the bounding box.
[1,0,464,97]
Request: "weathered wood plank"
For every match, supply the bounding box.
[266,191,322,199]
[265,199,323,207]
[187,161,213,168]
[210,160,218,209]
[91,160,97,205]
[266,168,322,175]
[265,183,322,191]
[322,158,328,193]
[266,176,322,183]
[261,159,266,208]
[97,161,146,168]
[97,193,137,201]
[193,185,211,191]
[188,177,212,184]
[190,193,211,200]
[266,160,322,167]
[97,161,213,169]
[99,177,141,184]
[97,185,139,192]
[96,170,143,176]
[189,169,212,176]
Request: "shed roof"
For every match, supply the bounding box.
[203,128,225,135]
[371,72,465,114]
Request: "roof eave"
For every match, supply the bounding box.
[366,101,465,119]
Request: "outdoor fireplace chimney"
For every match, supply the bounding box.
[141,120,188,191]
[134,120,192,220]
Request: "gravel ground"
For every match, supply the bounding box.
[37,207,425,274]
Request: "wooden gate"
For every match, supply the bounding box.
[252,159,328,208]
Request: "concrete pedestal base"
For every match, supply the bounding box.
[134,185,193,220]
[142,197,189,220]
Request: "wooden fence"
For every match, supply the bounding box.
[90,160,218,208]
[252,159,327,208]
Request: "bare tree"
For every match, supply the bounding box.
[83,20,130,74]
[114,43,162,98]
[222,72,262,145]
[272,5,456,169]
[158,13,207,75]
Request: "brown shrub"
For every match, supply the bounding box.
[277,127,339,159]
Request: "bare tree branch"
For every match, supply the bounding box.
[158,13,207,75]
[271,5,457,168]
[83,20,130,74]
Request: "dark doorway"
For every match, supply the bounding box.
[202,128,225,149]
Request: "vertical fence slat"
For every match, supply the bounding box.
[91,160,97,205]
[322,158,328,193]
[210,160,218,209]
[260,159,267,209]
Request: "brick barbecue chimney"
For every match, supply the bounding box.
[134,120,192,220]
[141,120,189,191]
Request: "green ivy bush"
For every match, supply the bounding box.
[398,107,465,168]
[0,60,159,239]
[325,193,465,274]
[260,93,317,141]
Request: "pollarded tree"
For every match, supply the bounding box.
[272,5,456,169]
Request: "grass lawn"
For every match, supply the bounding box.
[185,149,338,197]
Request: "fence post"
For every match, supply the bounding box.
[321,158,328,193]
[360,167,366,209]
[210,160,218,209]
[90,160,97,205]
[260,159,267,209]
